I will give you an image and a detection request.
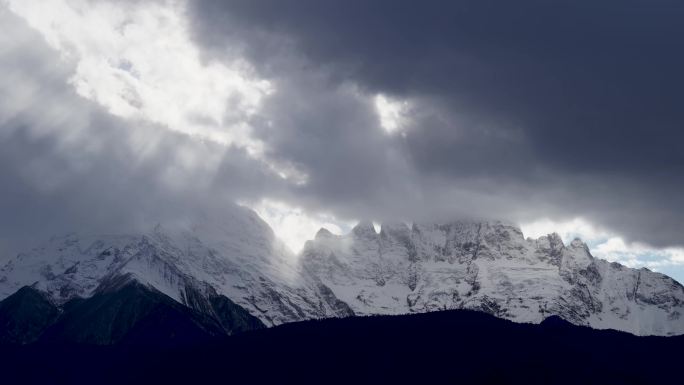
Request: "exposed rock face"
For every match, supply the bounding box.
[301,221,684,336]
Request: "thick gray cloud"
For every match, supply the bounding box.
[2,0,684,269]
[0,8,286,258]
[188,0,684,247]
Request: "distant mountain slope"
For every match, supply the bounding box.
[40,274,265,345]
[1,309,682,385]
[302,221,684,335]
[0,279,264,345]
[0,286,59,344]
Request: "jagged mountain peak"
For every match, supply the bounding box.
[569,237,589,250]
[1,209,682,338]
[379,222,411,236]
[314,227,336,240]
[352,220,377,238]
[535,232,565,247]
[302,219,684,336]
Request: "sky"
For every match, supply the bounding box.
[1,0,683,283]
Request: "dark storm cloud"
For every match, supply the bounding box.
[187,0,684,247]
[0,9,285,258]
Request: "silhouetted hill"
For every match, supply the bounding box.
[0,281,265,346]
[1,309,682,384]
[0,287,60,344]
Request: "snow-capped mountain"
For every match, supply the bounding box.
[301,221,684,336]
[1,206,682,338]
[0,204,351,328]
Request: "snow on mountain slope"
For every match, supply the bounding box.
[301,221,684,336]
[2,206,682,336]
[0,205,352,326]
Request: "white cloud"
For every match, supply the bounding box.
[521,217,684,274]
[374,93,410,134]
[592,237,684,269]
[520,217,612,242]
[6,0,271,154]
[249,199,353,254]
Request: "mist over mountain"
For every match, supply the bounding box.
[1,205,682,343]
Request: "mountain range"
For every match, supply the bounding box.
[1,204,683,344]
